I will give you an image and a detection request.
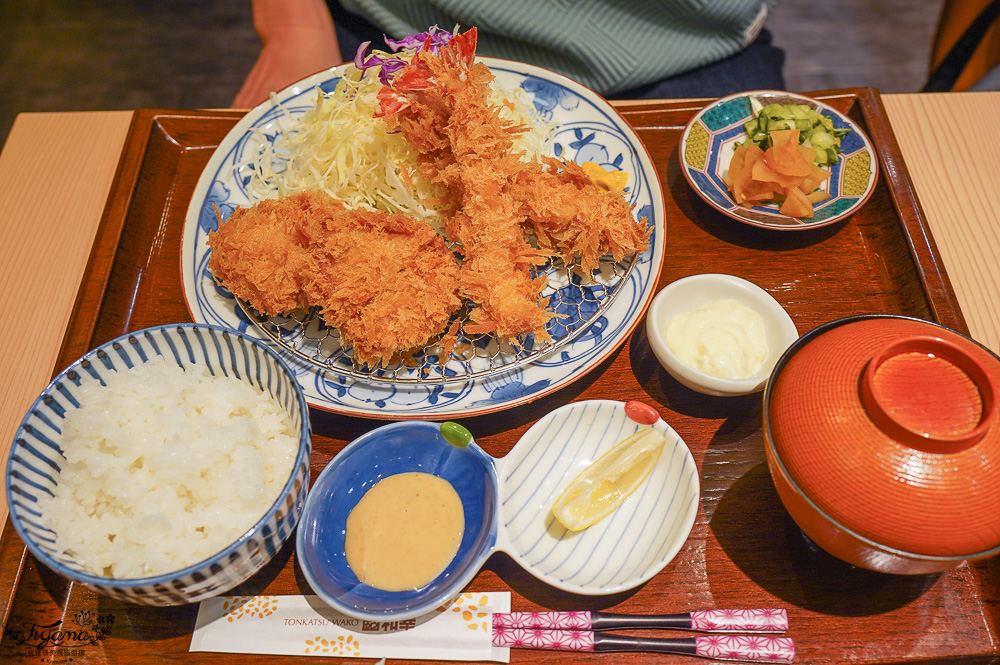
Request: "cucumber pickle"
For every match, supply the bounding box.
[741,100,851,166]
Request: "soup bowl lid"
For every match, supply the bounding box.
[764,314,1000,558]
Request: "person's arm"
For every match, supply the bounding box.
[232,0,343,108]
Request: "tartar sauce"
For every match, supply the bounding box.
[666,299,768,379]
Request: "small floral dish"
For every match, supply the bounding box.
[645,274,799,396]
[5,323,312,606]
[679,90,878,230]
[297,400,699,620]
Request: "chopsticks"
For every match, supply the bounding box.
[491,629,795,663]
[491,609,794,663]
[493,609,789,633]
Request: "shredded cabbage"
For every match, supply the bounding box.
[243,54,555,230]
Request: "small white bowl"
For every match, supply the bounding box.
[645,274,798,396]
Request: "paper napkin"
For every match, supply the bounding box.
[190,592,511,662]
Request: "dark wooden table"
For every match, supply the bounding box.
[3,89,998,664]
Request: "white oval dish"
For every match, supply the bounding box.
[497,400,699,595]
[645,274,799,396]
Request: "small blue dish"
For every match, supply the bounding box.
[296,421,499,620]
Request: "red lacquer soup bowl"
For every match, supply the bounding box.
[763,314,1000,574]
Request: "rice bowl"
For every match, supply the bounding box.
[6,323,312,605]
[39,355,299,579]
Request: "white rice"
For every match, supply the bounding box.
[40,356,299,579]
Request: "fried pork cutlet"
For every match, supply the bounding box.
[207,191,344,315]
[207,190,462,368]
[303,208,463,367]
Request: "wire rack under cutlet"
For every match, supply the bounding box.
[237,253,639,384]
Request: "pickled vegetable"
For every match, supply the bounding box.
[726,128,831,218]
[741,99,851,166]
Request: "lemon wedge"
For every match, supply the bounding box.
[551,428,667,531]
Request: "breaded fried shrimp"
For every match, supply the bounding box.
[377,28,649,341]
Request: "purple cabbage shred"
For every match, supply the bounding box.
[384,25,453,52]
[353,26,454,85]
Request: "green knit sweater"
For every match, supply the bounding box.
[340,0,780,94]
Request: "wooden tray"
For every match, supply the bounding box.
[3,89,997,664]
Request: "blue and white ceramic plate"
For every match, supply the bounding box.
[297,400,699,620]
[182,58,665,419]
[680,90,878,230]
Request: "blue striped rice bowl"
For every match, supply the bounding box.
[5,323,311,605]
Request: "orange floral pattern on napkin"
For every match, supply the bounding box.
[438,592,490,632]
[221,596,278,621]
[191,593,511,662]
[305,634,361,656]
